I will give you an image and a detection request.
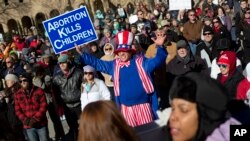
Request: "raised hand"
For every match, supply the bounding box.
[151,31,167,46]
[75,43,82,55]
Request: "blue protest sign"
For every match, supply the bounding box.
[43,6,97,54]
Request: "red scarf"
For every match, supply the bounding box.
[220,74,228,84]
[214,26,220,33]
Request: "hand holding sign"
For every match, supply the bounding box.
[75,43,82,55]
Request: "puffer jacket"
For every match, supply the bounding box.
[205,118,241,141]
[53,66,83,107]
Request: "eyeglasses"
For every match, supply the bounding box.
[218,64,228,68]
[105,48,112,51]
[19,79,28,83]
[84,72,94,75]
[203,33,212,36]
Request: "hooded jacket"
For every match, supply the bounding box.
[205,117,241,141]
[169,72,230,141]
[216,51,244,99]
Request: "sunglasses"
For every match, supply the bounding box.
[105,48,112,51]
[84,72,94,75]
[20,79,28,83]
[203,33,212,36]
[218,64,228,68]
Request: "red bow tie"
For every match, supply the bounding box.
[119,61,130,68]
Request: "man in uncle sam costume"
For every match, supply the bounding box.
[76,30,167,127]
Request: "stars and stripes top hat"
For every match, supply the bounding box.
[114,31,136,54]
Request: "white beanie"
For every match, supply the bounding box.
[5,74,19,83]
[83,65,95,72]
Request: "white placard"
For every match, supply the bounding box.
[169,0,192,11]
[213,0,219,5]
[0,33,3,43]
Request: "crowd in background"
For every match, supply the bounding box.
[0,0,250,141]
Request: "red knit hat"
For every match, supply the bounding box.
[217,53,230,66]
[217,51,236,75]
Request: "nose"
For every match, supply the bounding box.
[169,110,178,122]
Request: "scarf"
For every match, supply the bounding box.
[214,26,220,33]
[220,74,228,84]
[245,18,250,25]
[114,56,154,96]
[176,54,190,65]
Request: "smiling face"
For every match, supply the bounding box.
[84,71,94,82]
[117,51,132,62]
[169,98,199,141]
[218,63,230,75]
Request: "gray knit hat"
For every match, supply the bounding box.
[176,40,188,49]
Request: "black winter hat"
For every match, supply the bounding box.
[216,38,231,50]
[203,25,214,34]
[19,72,32,83]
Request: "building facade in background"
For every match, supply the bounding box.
[0,0,155,37]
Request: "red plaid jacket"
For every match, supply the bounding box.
[14,86,48,129]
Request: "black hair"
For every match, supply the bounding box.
[32,64,45,77]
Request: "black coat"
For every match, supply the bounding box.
[166,55,208,76]
[213,25,231,43]
[217,70,244,99]
[196,40,218,61]
[166,55,208,89]
[236,21,250,48]
[53,66,83,106]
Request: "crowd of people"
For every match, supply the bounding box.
[0,0,250,141]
